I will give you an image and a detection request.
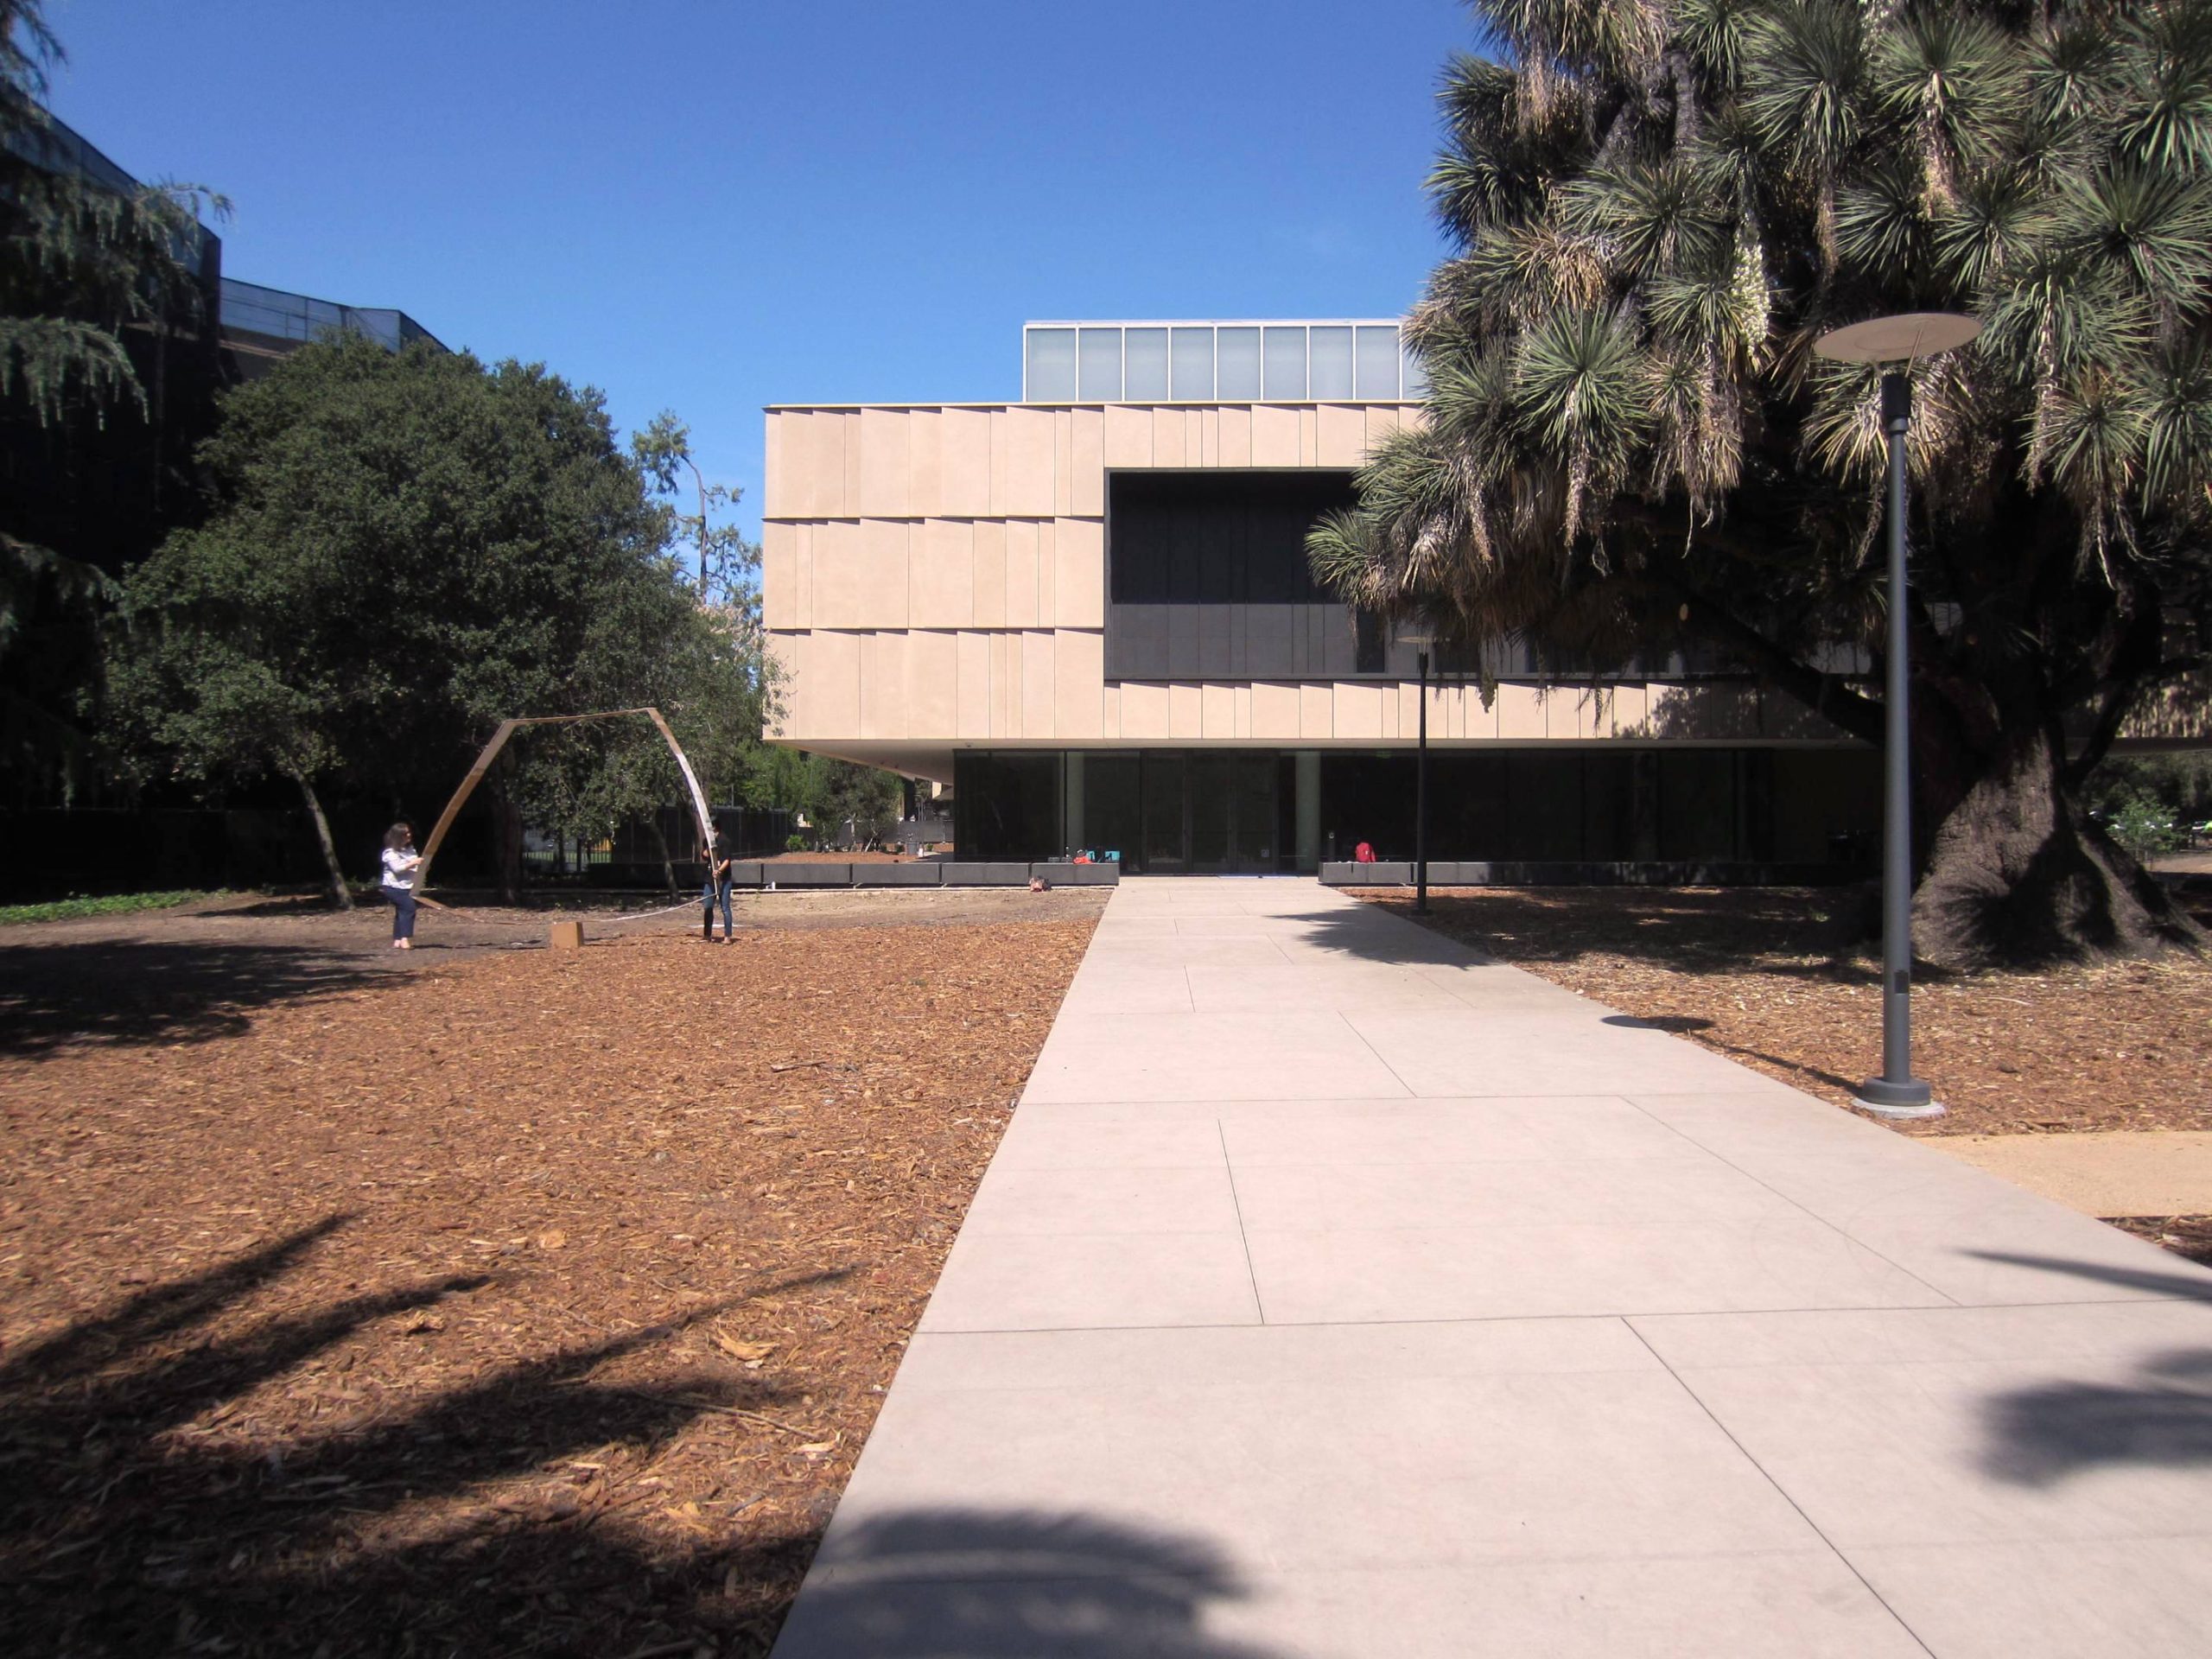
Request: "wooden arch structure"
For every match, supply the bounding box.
[412,707,714,894]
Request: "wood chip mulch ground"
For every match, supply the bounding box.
[0,897,1103,1657]
[1361,886,2212,1139]
[2107,1215,2212,1268]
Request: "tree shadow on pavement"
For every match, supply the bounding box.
[771,1507,1283,1658]
[0,939,403,1056]
[1982,1348,2212,1487]
[1972,1249,2212,1490]
[1319,887,1885,986]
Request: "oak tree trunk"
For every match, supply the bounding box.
[1913,725,2201,969]
[292,771,353,911]
[487,749,524,904]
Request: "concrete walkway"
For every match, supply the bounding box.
[773,878,2212,1658]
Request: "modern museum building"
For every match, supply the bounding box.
[759,320,1879,874]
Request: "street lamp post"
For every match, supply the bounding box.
[1398,620,1439,914]
[1813,313,1980,1121]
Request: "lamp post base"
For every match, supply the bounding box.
[1853,1076,1945,1120]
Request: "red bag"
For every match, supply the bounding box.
[1354,841,1376,863]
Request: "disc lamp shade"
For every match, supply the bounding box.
[1814,312,1981,364]
[1395,616,1440,649]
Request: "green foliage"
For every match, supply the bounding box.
[107,335,713,846]
[0,888,219,925]
[813,760,903,847]
[2,0,222,797]
[2103,791,2183,855]
[2086,750,2212,839]
[785,832,808,853]
[1318,0,2212,807]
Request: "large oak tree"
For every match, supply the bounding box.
[1313,0,2212,964]
[108,335,722,904]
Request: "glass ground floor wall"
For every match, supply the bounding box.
[952,747,1881,873]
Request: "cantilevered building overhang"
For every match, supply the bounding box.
[761,321,1876,874]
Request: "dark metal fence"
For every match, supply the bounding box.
[3,803,795,903]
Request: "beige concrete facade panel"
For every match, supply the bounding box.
[1233,683,1252,739]
[995,408,1057,518]
[763,410,787,519]
[1103,404,1153,468]
[859,631,908,739]
[1218,405,1253,467]
[1201,683,1235,739]
[1497,684,1545,740]
[1121,681,1168,739]
[905,629,957,739]
[1317,404,1368,467]
[1054,631,1104,739]
[1252,681,1300,740]
[1299,407,1318,466]
[1005,520,1040,627]
[1100,681,1120,738]
[1199,406,1220,467]
[1052,518,1105,628]
[1300,683,1332,739]
[1334,682,1383,741]
[801,629,861,737]
[957,631,991,738]
[1151,407,1187,467]
[1169,683,1203,739]
[990,632,1015,737]
[1020,631,1056,735]
[971,520,1007,628]
[912,518,975,629]
[941,407,992,516]
[1053,410,1076,518]
[1252,404,1300,467]
[1071,409,1105,515]
[761,520,797,630]
[806,519,858,628]
[858,408,910,518]
[906,410,943,518]
[764,631,798,739]
[839,411,863,518]
[1036,520,1057,621]
[863,519,912,628]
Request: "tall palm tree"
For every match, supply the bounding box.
[1314,0,2212,965]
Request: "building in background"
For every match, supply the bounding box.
[2,113,444,578]
[760,320,1883,874]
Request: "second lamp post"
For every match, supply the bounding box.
[1397,618,1439,913]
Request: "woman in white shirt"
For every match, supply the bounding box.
[379,823,423,949]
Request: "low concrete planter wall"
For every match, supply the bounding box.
[766,862,853,887]
[1321,861,1413,886]
[1322,860,1872,887]
[731,861,1121,890]
[1032,861,1119,886]
[867,862,944,887]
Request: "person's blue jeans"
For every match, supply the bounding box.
[702,877,734,938]
[382,883,416,941]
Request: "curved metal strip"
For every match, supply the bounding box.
[413,708,715,894]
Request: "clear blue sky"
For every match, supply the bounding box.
[44,1,1473,539]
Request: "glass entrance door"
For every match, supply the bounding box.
[1188,753,1278,873]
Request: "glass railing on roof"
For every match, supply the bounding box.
[1023,320,1427,404]
[218,279,445,353]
